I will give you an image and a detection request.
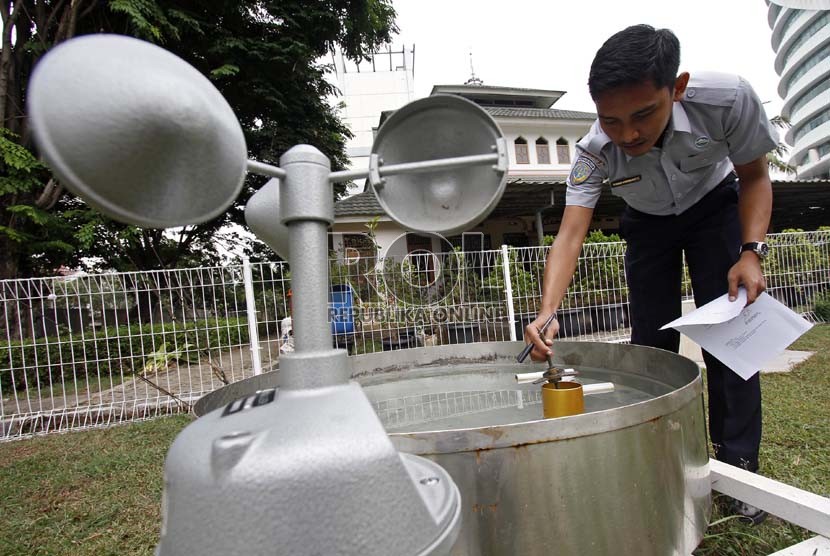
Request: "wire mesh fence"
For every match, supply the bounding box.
[1,230,828,440]
[1,266,258,440]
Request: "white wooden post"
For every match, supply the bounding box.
[502,245,517,342]
[242,257,263,376]
[710,459,830,538]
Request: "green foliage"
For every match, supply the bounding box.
[210,64,240,78]
[0,128,44,178]
[481,248,542,317]
[0,129,81,276]
[139,342,196,374]
[570,229,628,306]
[6,204,52,226]
[0,317,247,393]
[329,219,385,306]
[352,338,383,355]
[584,229,621,243]
[108,0,182,41]
[435,247,486,308]
[766,114,796,176]
[329,253,381,306]
[814,292,830,321]
[538,230,628,308]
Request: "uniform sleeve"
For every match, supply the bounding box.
[724,76,778,166]
[565,146,607,209]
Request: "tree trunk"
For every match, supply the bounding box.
[0,236,19,280]
[0,0,23,128]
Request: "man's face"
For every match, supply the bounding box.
[594,74,688,157]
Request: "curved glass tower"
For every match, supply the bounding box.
[768,1,830,178]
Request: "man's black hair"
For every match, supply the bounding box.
[588,24,680,99]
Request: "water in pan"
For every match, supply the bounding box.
[363,362,675,433]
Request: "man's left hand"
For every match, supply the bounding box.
[727,252,766,304]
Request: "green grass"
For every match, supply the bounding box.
[0,416,192,556]
[0,326,828,555]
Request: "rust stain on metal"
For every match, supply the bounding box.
[479,427,506,442]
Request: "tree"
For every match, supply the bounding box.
[0,0,397,278]
[767,115,797,176]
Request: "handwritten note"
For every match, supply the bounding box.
[661,289,813,380]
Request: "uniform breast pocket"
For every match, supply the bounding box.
[680,142,729,172]
[610,177,656,202]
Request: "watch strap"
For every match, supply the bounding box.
[740,241,769,259]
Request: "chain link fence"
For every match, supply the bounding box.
[2,230,828,440]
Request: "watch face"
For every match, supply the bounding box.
[758,243,769,258]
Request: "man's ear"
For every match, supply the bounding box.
[673,72,690,101]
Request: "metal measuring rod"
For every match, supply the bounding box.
[28,34,509,556]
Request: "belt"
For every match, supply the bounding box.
[718,170,738,187]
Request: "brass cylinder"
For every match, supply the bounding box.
[542,381,584,418]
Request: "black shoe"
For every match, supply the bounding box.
[727,498,768,526]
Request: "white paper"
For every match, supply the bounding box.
[661,289,747,328]
[660,290,813,380]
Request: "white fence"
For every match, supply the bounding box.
[1,230,828,441]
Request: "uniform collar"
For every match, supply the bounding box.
[669,101,692,135]
[622,102,691,162]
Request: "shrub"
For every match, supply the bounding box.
[570,230,628,307]
[766,229,830,310]
[481,248,540,315]
[0,317,247,393]
[815,293,830,322]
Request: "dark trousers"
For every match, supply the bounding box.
[620,177,762,471]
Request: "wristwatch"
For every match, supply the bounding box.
[740,241,769,260]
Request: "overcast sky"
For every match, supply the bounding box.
[392,0,784,118]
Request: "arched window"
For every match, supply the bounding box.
[535,137,550,164]
[556,137,570,164]
[514,137,529,164]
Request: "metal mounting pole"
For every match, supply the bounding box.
[277,145,349,389]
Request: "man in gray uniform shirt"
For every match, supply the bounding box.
[525,24,776,524]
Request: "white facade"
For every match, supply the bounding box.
[768,1,830,178]
[499,121,586,177]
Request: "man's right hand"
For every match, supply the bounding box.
[524,314,559,361]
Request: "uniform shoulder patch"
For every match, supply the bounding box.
[569,156,598,185]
